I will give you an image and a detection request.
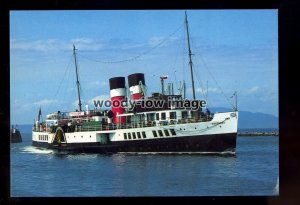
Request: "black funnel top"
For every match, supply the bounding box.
[128,73,145,87]
[109,77,125,90]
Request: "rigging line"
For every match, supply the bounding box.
[193,57,211,109]
[171,25,186,91]
[196,52,235,109]
[192,58,206,100]
[192,49,215,108]
[48,55,73,111]
[62,59,74,110]
[79,23,184,64]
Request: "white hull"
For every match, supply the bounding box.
[32,111,238,154]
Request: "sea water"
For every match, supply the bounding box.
[10,133,278,196]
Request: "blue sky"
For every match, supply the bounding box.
[10,10,278,124]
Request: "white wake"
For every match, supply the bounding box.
[21,146,54,154]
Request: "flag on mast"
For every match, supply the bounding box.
[38,106,42,121]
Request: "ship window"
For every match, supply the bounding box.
[170,129,176,136]
[137,132,141,139]
[164,129,170,136]
[170,112,176,119]
[161,113,166,120]
[152,130,158,137]
[132,132,136,139]
[128,133,132,139]
[156,113,159,120]
[147,113,155,121]
[124,133,127,140]
[158,130,163,137]
[142,131,146,138]
[182,111,188,119]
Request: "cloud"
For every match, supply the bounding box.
[87,95,110,105]
[199,87,220,93]
[245,86,259,94]
[72,99,83,109]
[148,36,178,47]
[33,99,59,106]
[70,38,104,51]
[86,95,111,109]
[208,87,220,93]
[71,38,93,44]
[259,91,277,102]
[11,38,105,52]
[87,81,108,88]
[10,39,63,52]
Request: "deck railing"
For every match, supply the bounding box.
[33,116,213,133]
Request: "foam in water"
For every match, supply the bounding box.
[21,146,53,154]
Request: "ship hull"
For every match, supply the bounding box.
[32,132,236,155]
[11,130,22,143]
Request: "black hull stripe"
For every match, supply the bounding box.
[32,133,237,154]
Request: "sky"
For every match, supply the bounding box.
[10,10,278,124]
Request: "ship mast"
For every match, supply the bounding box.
[185,11,196,100]
[73,44,82,111]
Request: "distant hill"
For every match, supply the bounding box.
[209,107,278,129]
